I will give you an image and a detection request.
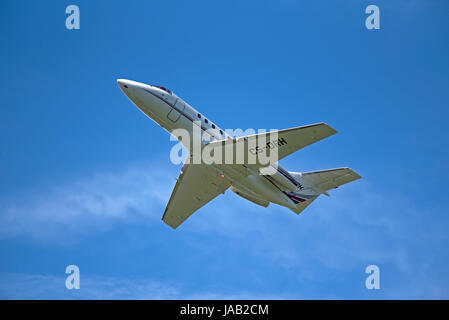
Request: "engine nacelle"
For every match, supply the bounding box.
[260,166,298,192]
[230,186,269,208]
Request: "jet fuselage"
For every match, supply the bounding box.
[117,79,313,209]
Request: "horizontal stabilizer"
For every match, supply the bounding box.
[300,167,361,192]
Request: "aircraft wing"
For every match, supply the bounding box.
[162,156,231,229]
[206,123,337,166]
[301,167,362,192]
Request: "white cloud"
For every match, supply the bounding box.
[1,162,448,298]
[0,162,176,242]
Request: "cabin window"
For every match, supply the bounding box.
[197,113,201,118]
[211,124,215,129]
[205,119,209,124]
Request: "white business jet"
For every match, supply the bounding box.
[117,79,361,229]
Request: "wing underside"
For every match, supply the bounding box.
[205,123,337,167]
[162,157,231,229]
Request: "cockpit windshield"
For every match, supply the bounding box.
[152,85,172,95]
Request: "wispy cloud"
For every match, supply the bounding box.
[0,272,290,300]
[0,272,179,300]
[0,162,175,242]
[181,180,449,299]
[0,162,448,299]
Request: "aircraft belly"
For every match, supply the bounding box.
[218,165,295,208]
[134,97,172,130]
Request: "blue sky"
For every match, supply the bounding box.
[0,0,448,299]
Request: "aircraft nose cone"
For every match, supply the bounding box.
[117,78,131,91]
